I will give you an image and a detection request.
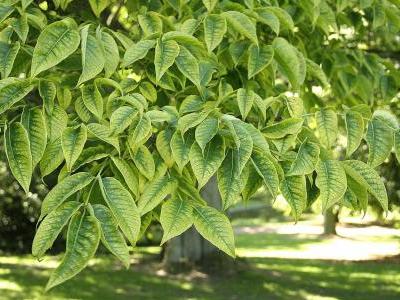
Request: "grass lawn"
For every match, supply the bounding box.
[1,219,399,300]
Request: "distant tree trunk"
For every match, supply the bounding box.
[323,207,338,235]
[163,176,232,272]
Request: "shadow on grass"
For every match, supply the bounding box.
[1,252,400,300]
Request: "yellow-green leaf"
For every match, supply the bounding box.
[154,39,179,82]
[204,14,226,53]
[281,175,307,221]
[61,125,87,171]
[288,139,320,176]
[248,44,273,79]
[365,117,393,167]
[345,110,364,157]
[315,108,337,149]
[223,11,258,45]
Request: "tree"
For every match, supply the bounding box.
[0,0,399,291]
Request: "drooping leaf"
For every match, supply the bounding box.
[395,130,400,164]
[315,108,338,149]
[32,201,81,259]
[39,80,57,114]
[31,18,80,77]
[202,0,218,11]
[195,117,219,153]
[280,175,307,221]
[4,122,32,194]
[39,137,64,177]
[87,123,120,153]
[156,128,175,167]
[345,110,364,157]
[315,160,347,212]
[365,117,393,167]
[190,135,225,188]
[89,0,110,17]
[61,125,87,171]
[129,114,152,145]
[0,41,20,78]
[237,88,254,120]
[204,14,226,53]
[223,11,258,45]
[40,172,95,220]
[137,176,177,215]
[99,31,119,77]
[110,106,137,134]
[0,79,33,114]
[288,139,320,176]
[342,160,388,212]
[21,107,47,167]
[92,204,130,268]
[45,213,100,291]
[122,39,156,68]
[111,156,139,197]
[132,145,155,180]
[154,39,180,81]
[218,149,242,210]
[46,105,68,142]
[81,84,103,120]
[160,194,193,244]
[77,25,105,85]
[262,118,303,139]
[248,44,274,79]
[170,130,194,172]
[193,206,235,257]
[175,46,200,86]
[251,152,279,198]
[99,177,141,244]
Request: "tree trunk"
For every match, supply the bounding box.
[163,176,231,272]
[323,207,338,235]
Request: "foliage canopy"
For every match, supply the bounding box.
[0,0,399,290]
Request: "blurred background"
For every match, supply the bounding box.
[1,137,400,300]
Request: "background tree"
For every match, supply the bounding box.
[0,0,399,291]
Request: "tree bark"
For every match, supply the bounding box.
[323,207,338,235]
[163,176,231,272]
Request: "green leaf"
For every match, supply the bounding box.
[195,117,219,153]
[280,175,307,221]
[39,80,57,114]
[272,37,302,89]
[202,0,218,11]
[21,108,47,167]
[72,145,109,171]
[139,81,157,103]
[237,88,254,120]
[267,7,294,31]
[160,194,193,244]
[89,0,110,17]
[138,13,163,38]
[262,118,303,139]
[315,108,338,149]
[170,130,194,172]
[175,46,200,86]
[156,128,175,167]
[243,123,270,154]
[248,44,274,79]
[129,114,152,145]
[0,79,33,114]
[92,204,130,268]
[395,130,400,164]
[218,149,242,210]
[154,39,180,82]
[251,152,279,198]
[39,137,64,177]
[315,160,347,212]
[40,172,95,220]
[61,125,87,172]
[223,11,258,45]
[32,201,81,259]
[193,206,235,257]
[288,140,320,176]
[99,31,119,78]
[31,18,80,77]
[178,111,210,134]
[99,177,141,244]
[0,41,20,79]
[122,39,156,67]
[81,84,103,119]
[45,213,100,291]
[77,25,105,85]
[365,117,393,167]
[45,105,68,142]
[342,160,388,212]
[204,14,226,53]
[111,156,139,197]
[190,135,225,188]
[255,8,280,34]
[87,123,120,153]
[110,106,137,134]
[345,110,364,157]
[5,122,32,194]
[138,176,177,215]
[132,145,155,180]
